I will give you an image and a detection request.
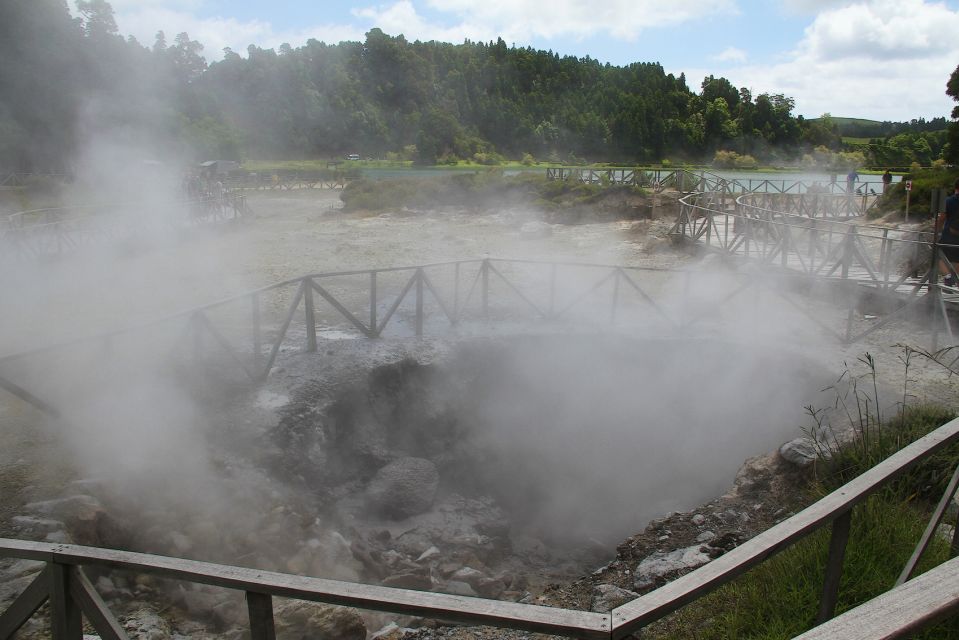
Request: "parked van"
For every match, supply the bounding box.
[347,154,360,161]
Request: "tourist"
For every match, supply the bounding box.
[846,169,859,194]
[937,177,959,287]
[882,169,893,193]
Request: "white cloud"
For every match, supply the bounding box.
[714,46,748,63]
[359,0,738,43]
[109,5,362,60]
[681,0,959,120]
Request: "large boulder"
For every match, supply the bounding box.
[273,600,366,640]
[366,457,439,519]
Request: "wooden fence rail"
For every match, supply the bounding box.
[3,417,959,639]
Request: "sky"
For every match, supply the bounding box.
[93,0,959,122]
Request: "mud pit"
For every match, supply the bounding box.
[180,330,827,612]
[2,187,959,638]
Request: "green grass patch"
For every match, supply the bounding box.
[645,353,959,639]
[338,171,647,212]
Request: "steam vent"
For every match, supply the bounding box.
[2,8,959,634]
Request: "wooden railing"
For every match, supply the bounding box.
[544,167,887,196]
[672,189,958,348]
[3,417,959,639]
[1,195,251,261]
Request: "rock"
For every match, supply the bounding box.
[366,458,439,519]
[0,559,44,582]
[779,437,823,467]
[695,530,717,543]
[691,514,706,526]
[381,571,433,590]
[591,584,639,613]
[25,495,131,548]
[633,545,712,590]
[121,606,173,640]
[273,599,367,640]
[393,528,435,557]
[474,577,506,599]
[444,580,477,597]
[449,567,486,585]
[519,221,552,239]
[730,453,778,498]
[11,515,65,534]
[416,546,441,562]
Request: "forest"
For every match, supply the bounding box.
[0,0,954,173]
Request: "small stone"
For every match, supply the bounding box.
[633,545,712,590]
[691,514,706,526]
[696,530,717,543]
[444,580,477,597]
[590,584,639,613]
[779,437,823,467]
[416,546,441,562]
[381,572,433,591]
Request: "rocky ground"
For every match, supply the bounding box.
[1,185,958,639]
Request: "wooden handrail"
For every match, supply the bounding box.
[0,540,610,639]
[791,555,959,639]
[609,416,959,638]
[4,419,959,639]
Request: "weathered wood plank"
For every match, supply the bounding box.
[0,541,610,638]
[68,567,129,640]
[897,462,959,586]
[0,566,50,640]
[792,555,959,639]
[246,591,277,640]
[610,416,959,638]
[816,510,851,623]
[0,539,55,562]
[49,562,81,640]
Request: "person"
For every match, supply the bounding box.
[882,169,893,193]
[846,169,859,194]
[937,177,959,287]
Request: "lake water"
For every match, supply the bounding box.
[360,167,896,192]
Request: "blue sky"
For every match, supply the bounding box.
[95,0,959,122]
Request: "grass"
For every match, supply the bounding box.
[338,171,647,212]
[646,353,959,639]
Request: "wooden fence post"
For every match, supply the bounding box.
[415,269,424,337]
[816,511,852,624]
[252,293,261,370]
[370,271,378,335]
[49,563,82,640]
[246,592,276,640]
[610,269,621,324]
[303,278,316,352]
[481,259,490,318]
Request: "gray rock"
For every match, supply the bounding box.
[474,577,506,599]
[444,580,477,597]
[695,530,717,543]
[591,584,639,613]
[273,599,366,640]
[691,514,706,526]
[633,545,712,590]
[779,437,823,467]
[121,606,173,640]
[449,566,486,586]
[416,546,441,562]
[381,572,433,590]
[11,515,65,534]
[366,458,439,519]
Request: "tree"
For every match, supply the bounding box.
[945,64,959,163]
